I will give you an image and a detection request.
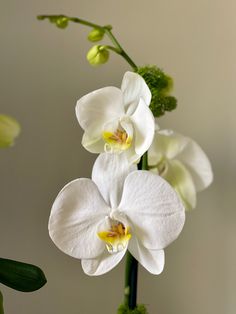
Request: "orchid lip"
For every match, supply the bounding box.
[97,220,131,254]
[102,128,132,153]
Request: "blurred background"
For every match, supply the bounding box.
[0,0,235,313]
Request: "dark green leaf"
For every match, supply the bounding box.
[0,290,4,314]
[0,258,47,292]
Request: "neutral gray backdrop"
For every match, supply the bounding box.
[0,1,235,313]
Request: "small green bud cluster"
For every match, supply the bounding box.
[37,15,69,29]
[136,66,177,117]
[117,304,148,314]
[87,45,109,66]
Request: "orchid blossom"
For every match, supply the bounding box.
[49,153,185,276]
[76,72,155,162]
[148,129,213,210]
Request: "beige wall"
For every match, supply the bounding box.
[1,1,235,313]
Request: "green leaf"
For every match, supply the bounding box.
[0,290,4,314]
[0,258,47,292]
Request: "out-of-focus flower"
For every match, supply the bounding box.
[49,153,185,276]
[76,72,155,162]
[0,114,20,148]
[148,129,213,210]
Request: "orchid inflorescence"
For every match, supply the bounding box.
[38,14,213,313]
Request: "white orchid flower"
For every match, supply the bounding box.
[49,153,185,276]
[148,129,213,210]
[76,71,155,162]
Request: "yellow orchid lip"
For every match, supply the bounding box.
[97,222,131,254]
[102,129,132,152]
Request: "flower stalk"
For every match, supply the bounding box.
[37,15,138,70]
[124,151,148,311]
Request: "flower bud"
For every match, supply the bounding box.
[0,114,20,148]
[55,16,69,29]
[86,45,109,66]
[88,28,105,42]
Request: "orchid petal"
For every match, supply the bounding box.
[81,249,126,276]
[131,99,155,156]
[76,87,124,137]
[177,137,213,191]
[129,238,165,275]
[121,72,151,111]
[81,132,104,153]
[92,153,136,208]
[148,129,188,165]
[119,171,185,250]
[49,178,110,259]
[163,160,197,210]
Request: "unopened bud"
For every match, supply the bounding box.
[88,28,105,42]
[0,114,20,148]
[55,16,69,29]
[86,45,109,66]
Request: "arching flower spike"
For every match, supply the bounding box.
[76,72,155,162]
[49,153,185,276]
[148,129,213,210]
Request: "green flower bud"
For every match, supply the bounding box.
[86,45,109,66]
[88,28,105,42]
[0,114,20,148]
[55,16,69,29]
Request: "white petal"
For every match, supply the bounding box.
[119,171,185,250]
[92,153,136,208]
[148,129,188,165]
[76,87,124,137]
[129,238,165,275]
[49,178,110,259]
[131,98,155,156]
[81,132,104,153]
[81,249,126,276]
[121,72,151,110]
[163,160,197,210]
[177,137,213,191]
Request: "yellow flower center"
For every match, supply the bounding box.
[102,129,132,152]
[97,222,131,254]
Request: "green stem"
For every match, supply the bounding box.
[105,29,138,70]
[37,14,138,70]
[141,152,148,171]
[124,252,138,309]
[124,152,148,310]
